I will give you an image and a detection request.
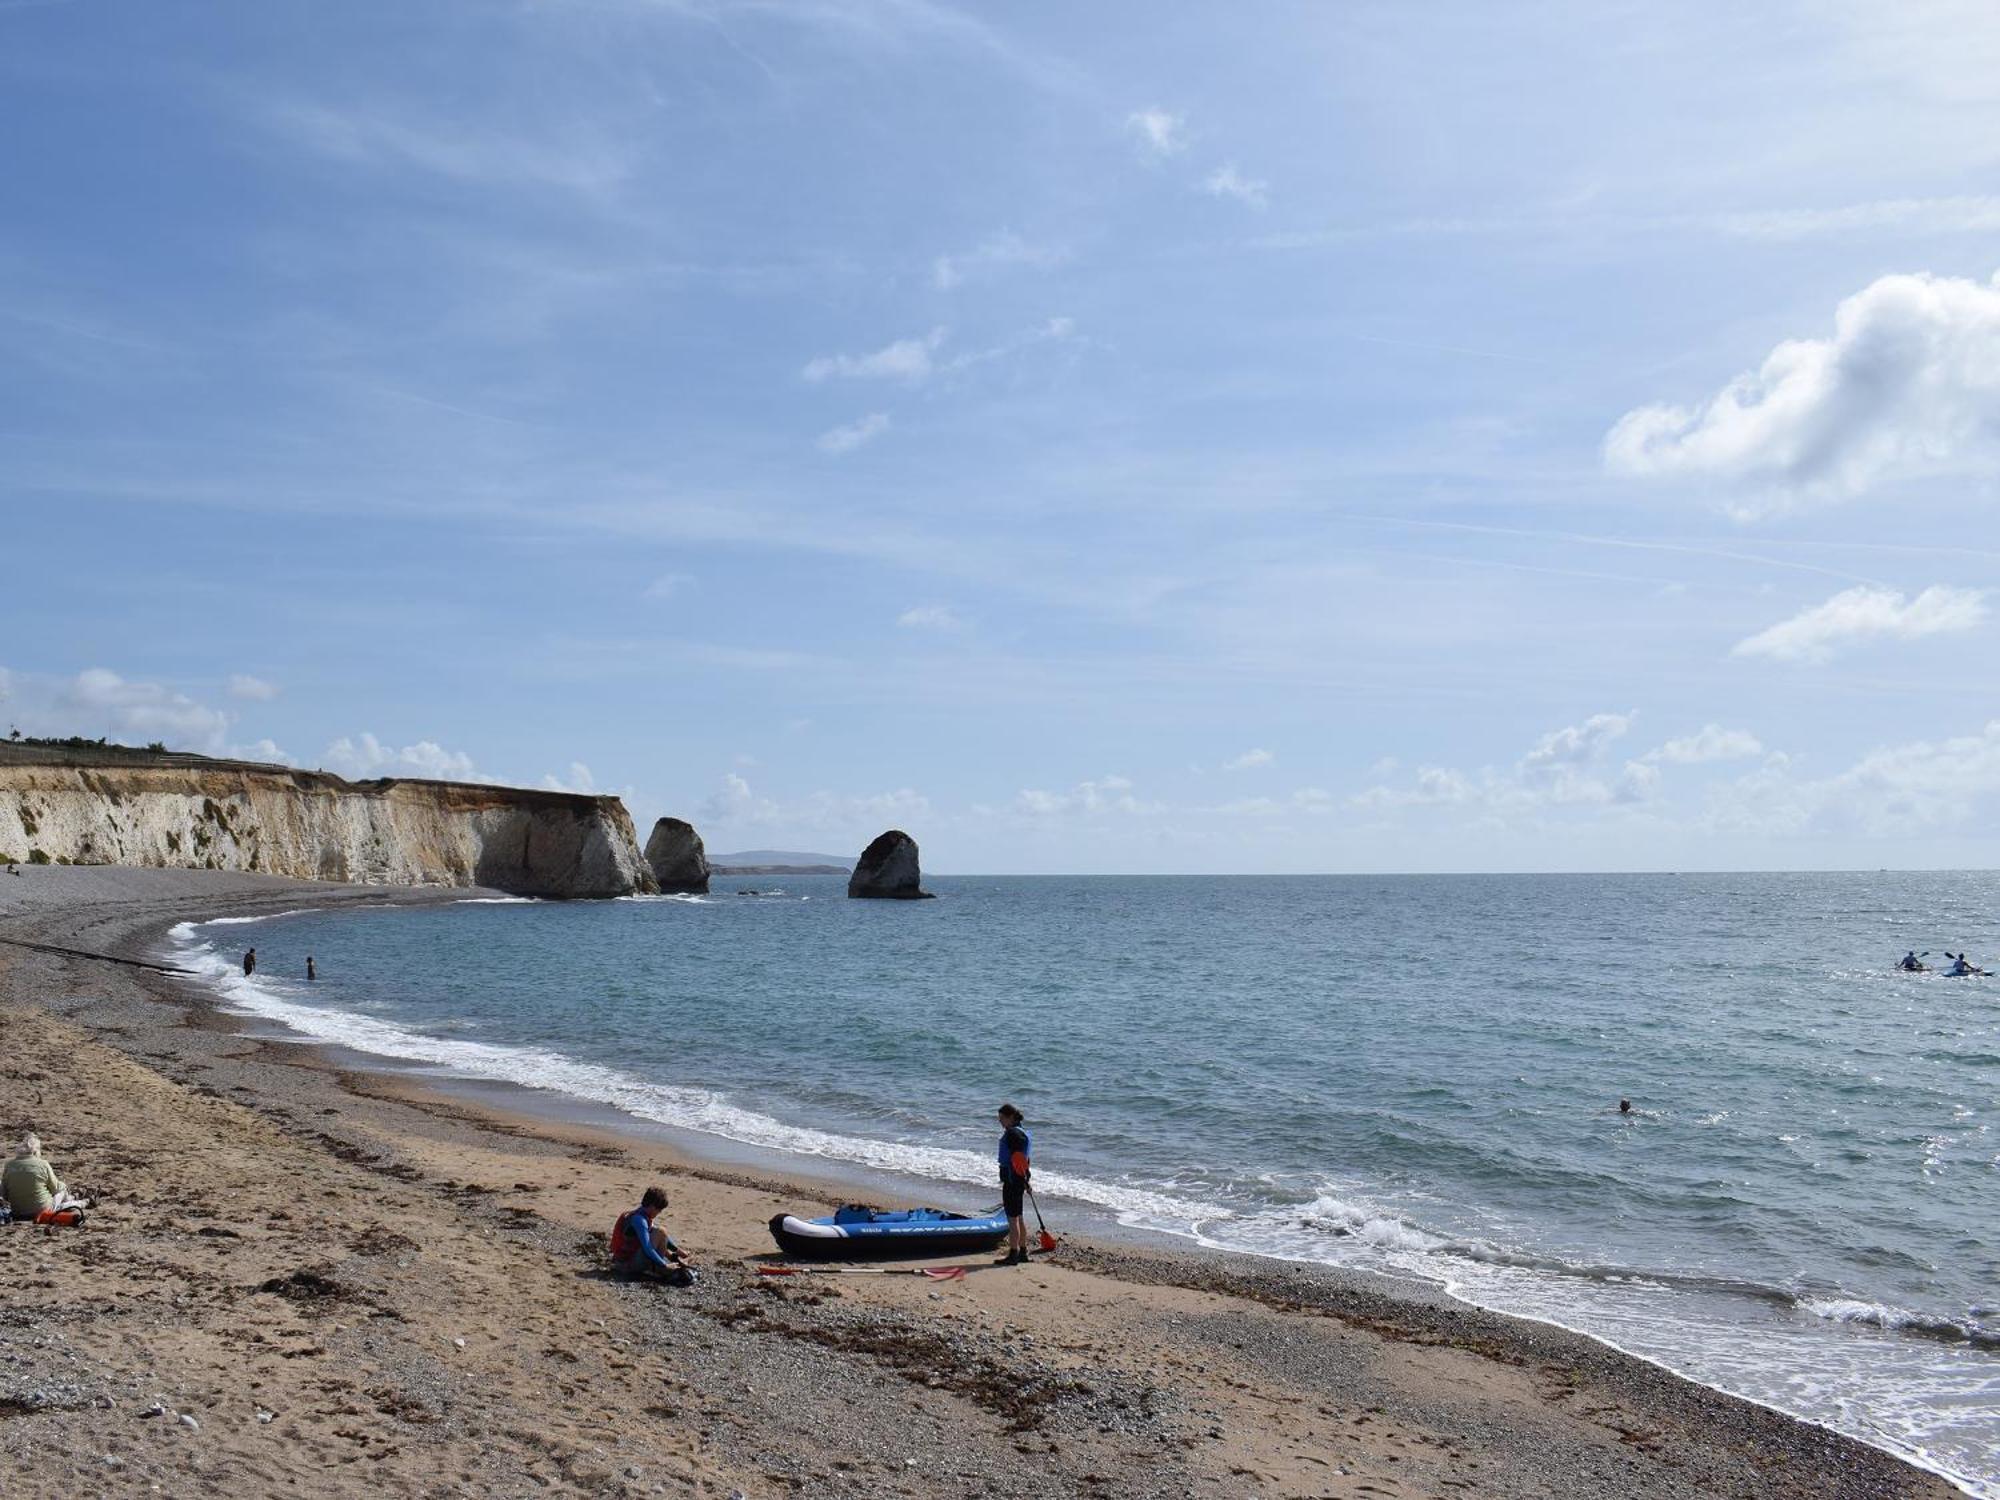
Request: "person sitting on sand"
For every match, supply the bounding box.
[996,1103,1033,1266]
[3,1133,88,1224]
[610,1186,694,1286]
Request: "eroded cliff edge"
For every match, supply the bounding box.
[0,750,657,899]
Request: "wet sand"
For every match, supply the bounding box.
[0,866,1959,1498]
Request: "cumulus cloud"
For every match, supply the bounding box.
[1605,269,2000,508]
[645,573,692,600]
[62,668,231,751]
[1708,720,2000,838]
[896,604,964,631]
[1651,725,1765,764]
[817,412,891,454]
[932,232,1064,290]
[1223,748,1274,771]
[323,732,491,783]
[541,762,597,794]
[803,328,947,383]
[1358,712,1651,811]
[1520,712,1635,775]
[1202,163,1269,210]
[1732,585,1986,662]
[227,674,278,701]
[1126,107,1186,157]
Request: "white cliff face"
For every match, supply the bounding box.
[0,762,656,898]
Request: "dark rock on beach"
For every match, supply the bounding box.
[643,817,711,894]
[846,830,932,899]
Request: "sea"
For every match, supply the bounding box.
[166,872,2000,1494]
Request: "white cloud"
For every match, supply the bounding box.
[1223,748,1274,771]
[817,412,891,454]
[323,732,492,783]
[803,328,947,383]
[266,101,628,200]
[1606,269,2000,508]
[1358,712,1647,812]
[644,573,692,600]
[1732,585,1986,662]
[1014,775,1154,817]
[1521,711,1635,774]
[897,604,964,631]
[932,232,1064,290]
[699,772,929,835]
[702,771,779,825]
[227,674,278,701]
[1126,107,1186,158]
[1652,725,1765,764]
[541,762,596,794]
[1708,719,2000,838]
[1202,163,1269,210]
[1712,196,2000,240]
[62,668,231,751]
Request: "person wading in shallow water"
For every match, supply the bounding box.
[306,955,316,981]
[242,947,256,977]
[995,1103,1033,1266]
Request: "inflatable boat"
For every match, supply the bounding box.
[767,1204,1009,1261]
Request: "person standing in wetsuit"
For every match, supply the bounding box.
[996,1102,1032,1265]
[242,948,256,977]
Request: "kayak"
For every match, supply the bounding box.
[768,1203,1009,1261]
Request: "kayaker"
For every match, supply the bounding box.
[609,1186,695,1286]
[996,1103,1032,1266]
[1899,951,1927,973]
[1946,952,1987,977]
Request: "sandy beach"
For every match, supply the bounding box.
[0,867,1959,1499]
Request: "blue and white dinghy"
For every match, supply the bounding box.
[767,1203,1009,1261]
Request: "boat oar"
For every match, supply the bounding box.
[757,1264,967,1279]
[1026,1187,1058,1253]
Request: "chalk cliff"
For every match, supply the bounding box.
[0,752,656,899]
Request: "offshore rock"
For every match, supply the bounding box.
[847,829,933,900]
[644,817,710,894]
[0,748,656,899]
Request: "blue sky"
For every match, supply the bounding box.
[5,0,2000,872]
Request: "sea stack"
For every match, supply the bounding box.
[847,829,933,899]
[644,816,711,894]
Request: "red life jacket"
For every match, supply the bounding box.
[609,1208,646,1260]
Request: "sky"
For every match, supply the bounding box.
[4,0,2000,873]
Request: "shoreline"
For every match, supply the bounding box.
[0,867,1966,1498]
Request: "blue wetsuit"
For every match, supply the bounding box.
[614,1208,678,1274]
[999,1124,1031,1218]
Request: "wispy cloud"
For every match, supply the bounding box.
[262,100,630,201]
[896,603,963,631]
[1126,107,1186,158]
[1732,585,1987,662]
[1223,747,1274,771]
[1202,163,1269,210]
[932,231,1064,290]
[817,411,892,453]
[802,328,947,383]
[226,673,279,701]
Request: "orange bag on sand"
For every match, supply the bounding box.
[33,1208,84,1227]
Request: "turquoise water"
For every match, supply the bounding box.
[172,873,2000,1493]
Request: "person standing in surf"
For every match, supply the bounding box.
[996,1103,1032,1265]
[242,947,256,977]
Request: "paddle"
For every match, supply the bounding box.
[757,1264,967,1279]
[1026,1186,1058,1253]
